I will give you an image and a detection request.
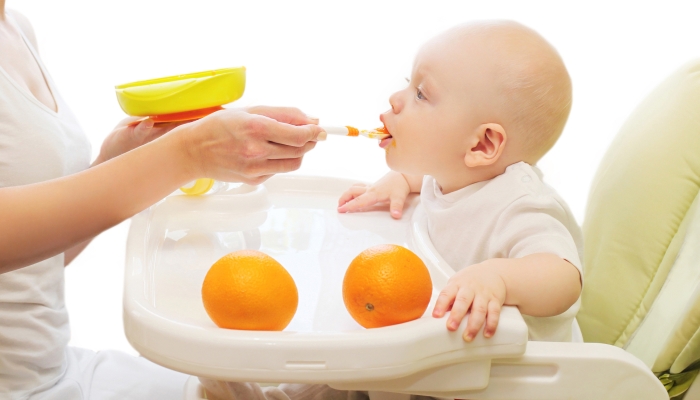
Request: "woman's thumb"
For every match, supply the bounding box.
[134,118,154,138]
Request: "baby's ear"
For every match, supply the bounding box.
[464,123,507,167]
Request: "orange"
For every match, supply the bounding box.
[342,244,432,328]
[202,250,298,330]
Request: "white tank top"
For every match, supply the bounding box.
[0,14,91,397]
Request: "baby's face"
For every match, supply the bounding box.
[380,32,493,177]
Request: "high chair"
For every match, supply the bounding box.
[123,60,700,400]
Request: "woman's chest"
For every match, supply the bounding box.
[0,87,91,187]
[0,23,57,113]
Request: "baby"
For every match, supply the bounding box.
[202,20,582,400]
[338,20,582,344]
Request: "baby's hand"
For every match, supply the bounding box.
[432,261,507,342]
[94,117,182,166]
[337,171,411,219]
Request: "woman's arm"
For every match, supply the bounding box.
[63,118,182,266]
[2,126,191,272]
[64,238,91,266]
[1,109,323,273]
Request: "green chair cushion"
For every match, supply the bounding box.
[624,192,700,372]
[579,60,700,352]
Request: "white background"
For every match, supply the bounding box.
[8,0,700,356]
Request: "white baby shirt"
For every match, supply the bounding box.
[421,161,583,342]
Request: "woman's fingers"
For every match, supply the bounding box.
[246,106,319,126]
[116,116,148,129]
[238,174,273,186]
[186,109,324,183]
[149,121,184,137]
[132,119,155,139]
[266,140,317,160]
[132,119,181,140]
[258,117,326,145]
[241,157,308,179]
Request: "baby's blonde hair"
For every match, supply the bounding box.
[491,22,572,163]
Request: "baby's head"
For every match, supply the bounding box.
[380,20,571,193]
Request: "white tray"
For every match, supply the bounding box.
[123,175,528,395]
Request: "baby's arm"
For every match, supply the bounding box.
[433,253,581,342]
[337,171,423,219]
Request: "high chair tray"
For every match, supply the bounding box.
[123,175,528,388]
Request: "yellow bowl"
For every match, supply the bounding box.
[115,67,246,117]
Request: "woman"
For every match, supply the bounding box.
[0,4,324,399]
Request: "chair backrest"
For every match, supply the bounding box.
[578,60,700,377]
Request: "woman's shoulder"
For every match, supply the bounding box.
[6,9,39,51]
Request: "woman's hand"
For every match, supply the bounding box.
[178,107,324,185]
[0,106,324,272]
[94,117,182,166]
[244,105,319,126]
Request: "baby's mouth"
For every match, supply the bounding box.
[378,126,393,149]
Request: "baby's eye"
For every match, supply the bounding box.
[416,87,425,100]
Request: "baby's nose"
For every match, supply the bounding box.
[388,90,403,113]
